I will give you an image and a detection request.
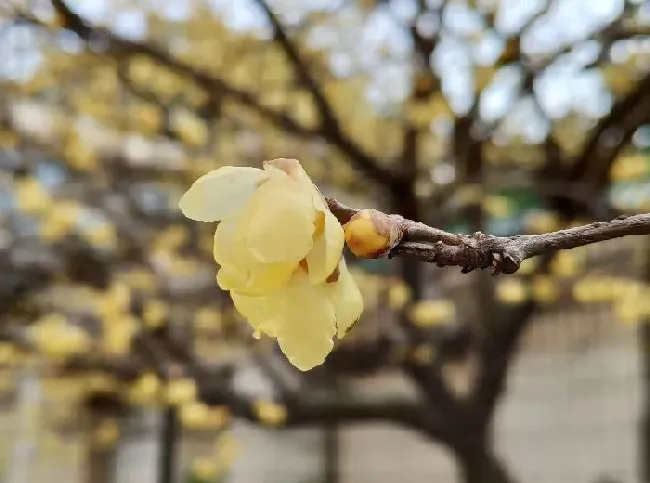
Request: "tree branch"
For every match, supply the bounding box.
[4,111,444,440]
[250,0,398,190]
[327,198,650,274]
[32,3,314,138]
[285,396,433,435]
[198,380,435,436]
[37,0,398,190]
[569,70,650,188]
[163,329,437,436]
[464,9,650,424]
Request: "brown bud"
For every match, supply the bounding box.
[343,209,403,259]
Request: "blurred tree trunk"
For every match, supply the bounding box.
[84,395,122,483]
[392,185,514,483]
[85,414,116,483]
[639,239,650,483]
[640,321,650,483]
[323,422,340,483]
[86,445,116,483]
[456,447,513,483]
[158,406,180,483]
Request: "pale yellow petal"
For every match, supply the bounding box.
[214,221,295,295]
[216,265,249,291]
[273,280,337,371]
[263,158,312,187]
[245,178,316,263]
[277,294,336,371]
[231,291,280,338]
[179,166,267,222]
[326,258,364,338]
[213,219,246,266]
[305,210,344,283]
[264,158,327,211]
[218,263,295,295]
[214,218,266,267]
[247,265,296,295]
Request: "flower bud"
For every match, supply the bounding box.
[343,209,402,259]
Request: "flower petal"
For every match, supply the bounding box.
[230,291,280,338]
[214,221,296,295]
[271,275,337,371]
[217,263,295,295]
[213,219,245,266]
[326,258,364,338]
[179,166,267,222]
[216,265,248,291]
[263,158,312,186]
[305,209,345,284]
[264,158,327,211]
[245,177,316,263]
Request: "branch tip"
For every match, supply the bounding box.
[326,197,649,274]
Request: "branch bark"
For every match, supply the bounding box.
[328,198,650,274]
[456,448,515,483]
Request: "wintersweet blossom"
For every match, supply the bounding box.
[179,158,363,370]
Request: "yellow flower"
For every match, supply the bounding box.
[192,458,218,481]
[93,419,120,447]
[179,158,363,370]
[15,179,52,214]
[29,314,90,358]
[143,299,168,328]
[180,402,212,429]
[181,404,232,430]
[127,373,161,405]
[388,280,411,309]
[181,158,344,288]
[408,300,455,326]
[231,258,362,370]
[166,378,197,406]
[254,400,287,426]
[496,278,529,304]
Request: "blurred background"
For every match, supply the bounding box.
[1,0,650,482]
